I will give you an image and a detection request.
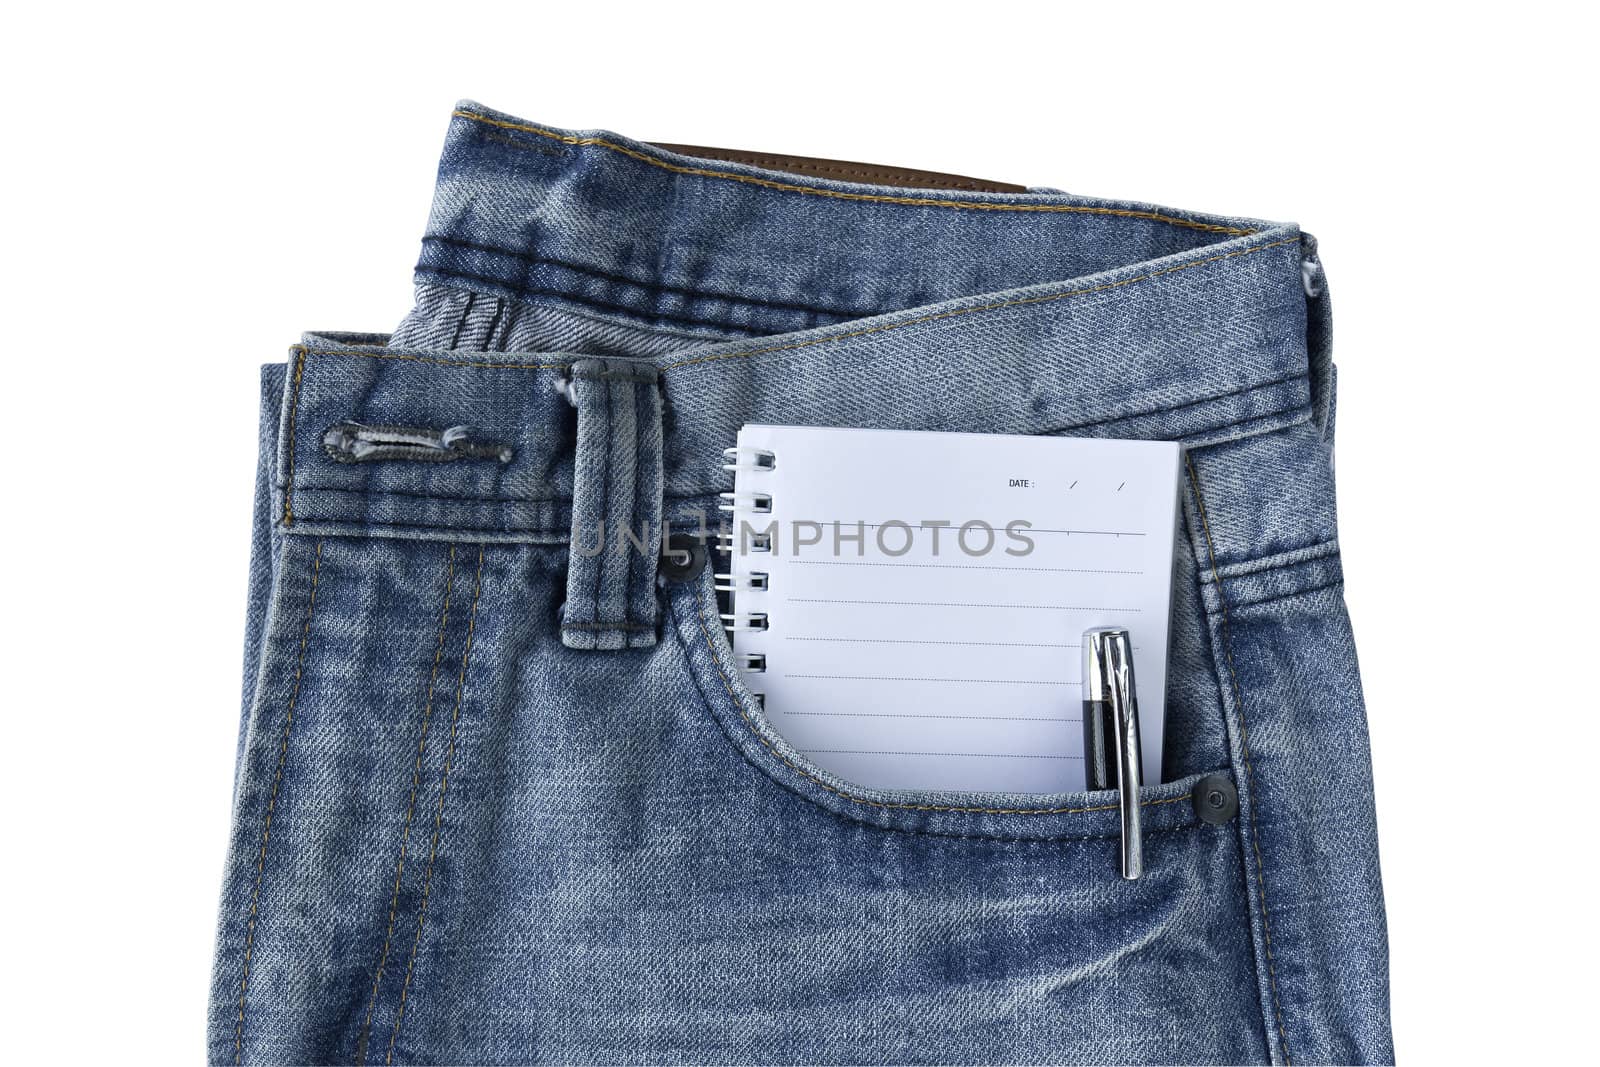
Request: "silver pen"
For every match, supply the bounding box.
[1082,627,1144,880]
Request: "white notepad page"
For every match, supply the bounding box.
[726,424,1182,794]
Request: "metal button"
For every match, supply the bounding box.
[1192,774,1239,825]
[658,532,707,582]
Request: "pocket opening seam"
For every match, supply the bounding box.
[679,586,1194,821]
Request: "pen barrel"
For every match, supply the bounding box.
[1082,627,1144,879]
[1082,696,1118,791]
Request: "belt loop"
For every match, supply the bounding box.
[561,357,664,650]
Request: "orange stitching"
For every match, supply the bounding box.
[281,345,309,525]
[1186,452,1291,1064]
[452,110,1255,236]
[689,594,1189,818]
[664,237,1303,372]
[355,544,459,1066]
[386,545,486,1064]
[293,237,1298,384]
[234,540,324,1064]
[303,347,571,371]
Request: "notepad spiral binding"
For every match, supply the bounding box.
[716,445,777,704]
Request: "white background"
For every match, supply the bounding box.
[4,3,1591,1062]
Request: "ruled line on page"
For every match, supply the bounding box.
[787,559,1144,575]
[784,636,1140,651]
[786,597,1142,611]
[837,521,1147,537]
[777,711,1082,722]
[787,635,1082,648]
[802,750,1086,760]
[782,674,1077,685]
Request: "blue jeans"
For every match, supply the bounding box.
[211,101,1392,1065]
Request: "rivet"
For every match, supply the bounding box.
[1192,773,1239,825]
[658,532,707,583]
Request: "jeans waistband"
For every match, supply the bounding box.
[279,101,1318,544]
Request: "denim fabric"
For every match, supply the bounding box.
[210,101,1391,1065]
[560,357,665,651]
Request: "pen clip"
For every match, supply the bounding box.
[1083,627,1144,880]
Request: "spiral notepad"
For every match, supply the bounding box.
[719,424,1183,794]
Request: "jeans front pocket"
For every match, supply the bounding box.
[661,570,1271,1065]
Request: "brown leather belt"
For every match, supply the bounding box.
[648,141,1027,193]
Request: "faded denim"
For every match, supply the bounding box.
[210,101,1392,1065]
